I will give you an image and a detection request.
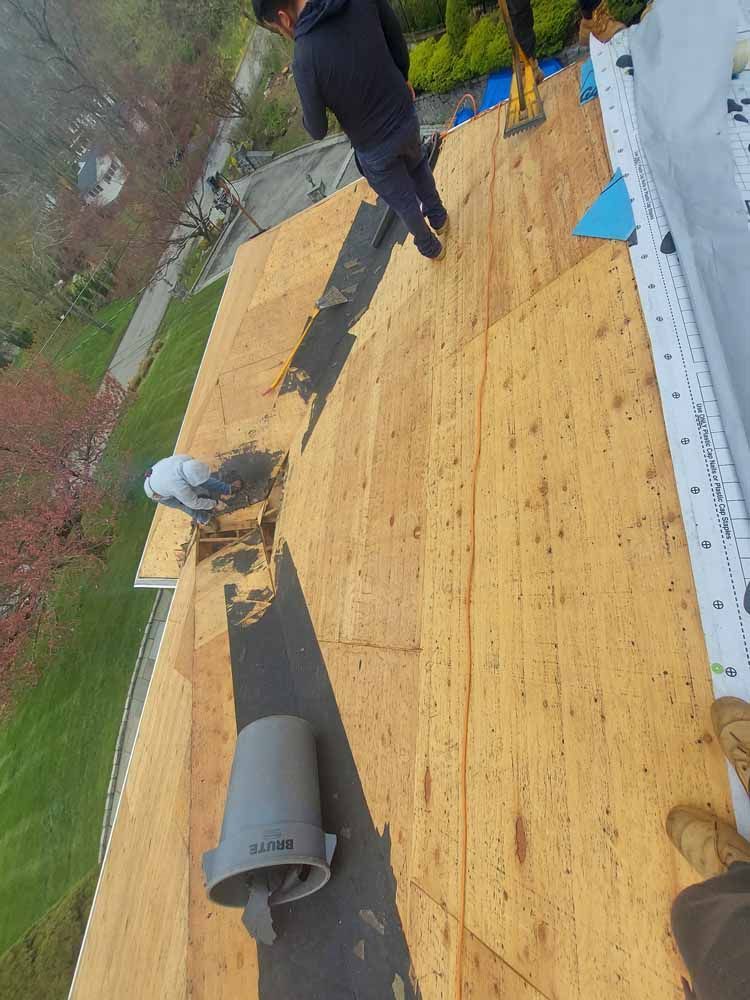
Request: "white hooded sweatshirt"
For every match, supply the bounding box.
[143,455,217,510]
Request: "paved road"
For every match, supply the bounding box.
[108,29,274,387]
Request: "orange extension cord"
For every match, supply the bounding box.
[453,97,504,1000]
[442,93,478,137]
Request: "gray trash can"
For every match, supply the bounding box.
[203,715,336,941]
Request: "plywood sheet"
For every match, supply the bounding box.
[275,284,434,650]
[318,640,421,918]
[137,182,374,586]
[408,242,732,999]
[189,533,273,999]
[70,552,196,1000]
[272,70,732,998]
[176,231,280,454]
[408,883,545,1000]
[85,66,734,1000]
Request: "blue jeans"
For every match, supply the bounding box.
[357,116,447,258]
[157,476,229,525]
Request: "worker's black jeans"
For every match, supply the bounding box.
[356,114,446,259]
[672,862,750,999]
[507,0,601,57]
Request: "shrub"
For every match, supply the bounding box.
[410,0,580,94]
[409,36,437,90]
[608,0,647,23]
[428,33,471,91]
[463,13,511,77]
[532,0,578,56]
[6,328,33,349]
[410,33,470,92]
[260,99,289,141]
[445,0,471,52]
[399,0,449,33]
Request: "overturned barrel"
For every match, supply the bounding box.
[202,715,336,943]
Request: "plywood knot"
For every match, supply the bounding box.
[515,815,528,864]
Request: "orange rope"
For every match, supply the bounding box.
[454,97,504,1000]
[442,92,478,137]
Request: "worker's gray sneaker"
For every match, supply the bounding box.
[431,241,446,262]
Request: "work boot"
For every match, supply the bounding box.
[518,47,544,87]
[434,214,450,237]
[431,240,446,262]
[529,57,544,86]
[711,697,750,796]
[579,1,625,45]
[667,806,750,878]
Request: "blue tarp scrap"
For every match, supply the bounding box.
[579,58,598,104]
[453,58,563,126]
[454,100,477,127]
[572,168,636,241]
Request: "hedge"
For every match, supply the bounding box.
[410,0,648,93]
[445,0,471,53]
[608,0,647,22]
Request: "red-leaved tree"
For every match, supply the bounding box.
[0,362,126,702]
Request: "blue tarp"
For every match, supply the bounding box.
[572,168,636,241]
[453,58,563,126]
[579,58,598,104]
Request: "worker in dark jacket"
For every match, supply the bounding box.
[253,0,449,260]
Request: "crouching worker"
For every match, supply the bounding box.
[253,0,450,260]
[144,455,242,527]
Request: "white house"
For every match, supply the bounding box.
[77,148,128,207]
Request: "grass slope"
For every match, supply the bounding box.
[0,279,226,961]
[47,300,138,385]
[217,14,255,72]
[0,868,98,1000]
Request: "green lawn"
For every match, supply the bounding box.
[217,15,255,72]
[0,279,227,976]
[47,299,138,385]
[0,869,98,1000]
[180,238,212,292]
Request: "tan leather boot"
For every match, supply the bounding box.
[667,806,750,878]
[579,1,626,45]
[711,697,750,796]
[529,57,545,86]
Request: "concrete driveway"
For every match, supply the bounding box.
[196,135,359,289]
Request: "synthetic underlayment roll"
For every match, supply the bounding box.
[631,0,750,508]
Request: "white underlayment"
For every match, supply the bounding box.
[591,27,750,833]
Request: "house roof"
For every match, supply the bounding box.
[70,69,730,1000]
[76,150,99,193]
